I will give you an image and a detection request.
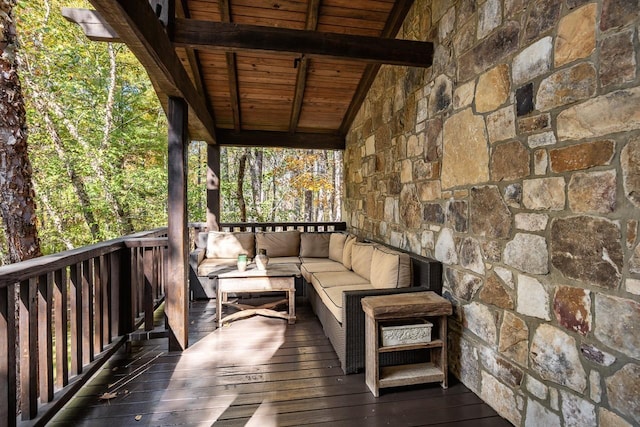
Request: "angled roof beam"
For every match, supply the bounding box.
[172,19,434,67]
[61,8,120,42]
[218,0,241,132]
[340,0,416,135]
[216,129,344,150]
[86,0,217,143]
[288,0,321,133]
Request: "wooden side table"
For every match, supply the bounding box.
[361,291,453,397]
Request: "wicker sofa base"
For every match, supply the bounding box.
[306,281,430,374]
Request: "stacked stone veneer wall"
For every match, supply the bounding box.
[344,0,640,425]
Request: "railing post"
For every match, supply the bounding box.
[143,247,154,330]
[114,249,133,336]
[19,278,37,420]
[0,284,16,427]
[54,268,69,389]
[69,264,82,376]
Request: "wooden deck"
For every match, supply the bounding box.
[50,300,510,426]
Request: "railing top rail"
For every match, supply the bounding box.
[0,227,168,288]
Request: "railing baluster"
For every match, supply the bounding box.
[37,273,54,403]
[82,260,94,366]
[69,264,82,376]
[143,247,154,330]
[109,251,121,338]
[54,268,69,388]
[19,278,37,420]
[94,257,103,355]
[100,255,110,349]
[0,284,16,427]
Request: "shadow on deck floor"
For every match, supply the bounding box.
[49,300,511,426]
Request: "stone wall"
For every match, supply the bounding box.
[344,1,640,425]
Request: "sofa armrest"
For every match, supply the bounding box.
[341,286,431,373]
[190,247,205,269]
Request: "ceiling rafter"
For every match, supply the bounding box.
[218,0,242,132]
[339,0,416,135]
[288,0,321,133]
[85,0,217,142]
[171,19,434,67]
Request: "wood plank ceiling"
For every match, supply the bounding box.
[77,0,433,149]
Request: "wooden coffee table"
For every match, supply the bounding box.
[213,264,300,326]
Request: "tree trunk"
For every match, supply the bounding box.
[0,1,42,263]
[237,153,248,222]
[333,150,343,221]
[304,190,313,222]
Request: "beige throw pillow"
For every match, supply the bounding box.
[206,231,255,259]
[255,231,301,257]
[329,233,347,262]
[300,233,331,257]
[370,246,411,288]
[342,234,357,269]
[351,243,375,281]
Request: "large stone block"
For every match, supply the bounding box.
[459,236,484,274]
[491,141,530,181]
[400,184,422,229]
[595,294,640,359]
[463,302,498,344]
[499,311,528,365]
[445,267,482,301]
[429,74,452,116]
[549,140,615,173]
[553,286,591,336]
[600,29,636,87]
[621,136,640,208]
[557,87,640,140]
[487,106,516,144]
[560,390,596,427]
[523,177,565,210]
[526,399,561,426]
[504,234,549,274]
[446,200,468,232]
[512,36,552,85]
[441,108,490,189]
[530,324,587,392]
[524,0,562,42]
[476,64,510,113]
[568,170,617,214]
[478,0,502,39]
[517,274,551,320]
[550,216,623,289]
[605,364,640,424]
[555,3,597,67]
[470,186,512,239]
[600,0,640,31]
[458,21,520,82]
[480,272,514,310]
[581,344,616,367]
[480,347,523,387]
[481,371,522,425]
[435,227,458,264]
[536,62,597,112]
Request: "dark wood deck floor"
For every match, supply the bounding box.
[50,300,510,426]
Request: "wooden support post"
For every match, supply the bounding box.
[167,96,189,351]
[206,144,220,232]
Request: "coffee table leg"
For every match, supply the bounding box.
[288,287,295,324]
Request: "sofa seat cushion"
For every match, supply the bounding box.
[197,258,237,277]
[267,256,301,265]
[316,284,374,324]
[256,231,300,257]
[311,270,369,289]
[301,260,348,283]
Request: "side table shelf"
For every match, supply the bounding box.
[361,291,453,397]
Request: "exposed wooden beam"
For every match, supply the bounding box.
[216,129,344,150]
[172,19,434,67]
[218,0,241,132]
[340,0,416,135]
[289,0,321,133]
[61,8,119,42]
[86,0,217,143]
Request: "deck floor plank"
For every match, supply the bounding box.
[50,300,509,426]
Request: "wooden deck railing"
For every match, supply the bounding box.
[0,228,169,427]
[190,221,348,233]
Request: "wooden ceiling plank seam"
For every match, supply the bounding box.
[216,128,344,150]
[289,0,321,133]
[171,19,434,67]
[339,0,416,135]
[87,0,217,143]
[219,0,242,132]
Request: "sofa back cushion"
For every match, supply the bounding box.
[342,234,358,269]
[328,233,347,262]
[300,233,331,257]
[370,246,412,289]
[206,231,255,259]
[256,231,301,257]
[351,243,375,281]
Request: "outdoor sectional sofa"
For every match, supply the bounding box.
[189,229,442,374]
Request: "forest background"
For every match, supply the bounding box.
[0,0,342,264]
